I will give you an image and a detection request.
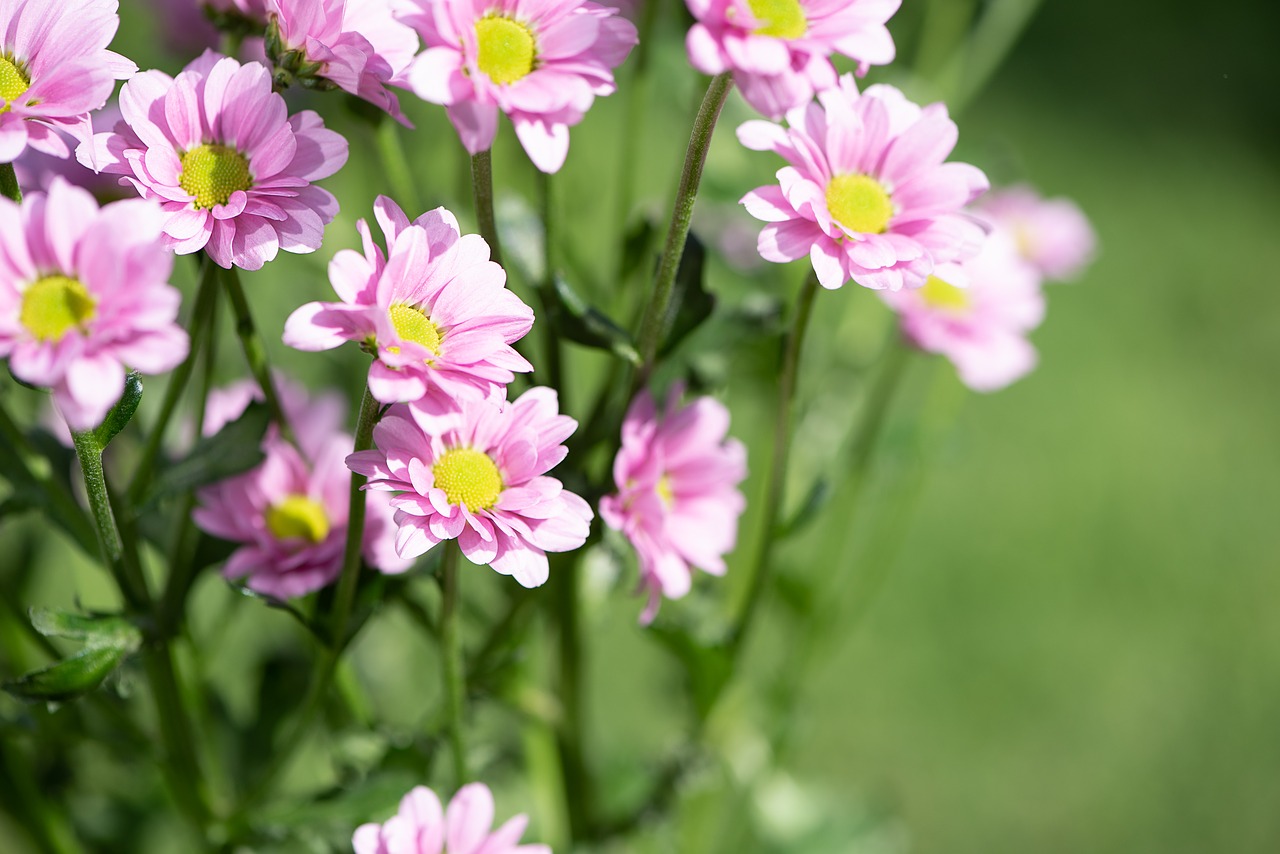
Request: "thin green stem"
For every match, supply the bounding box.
[941,0,1047,115]
[0,161,21,202]
[376,118,422,214]
[535,170,564,392]
[554,553,590,840]
[220,263,296,446]
[70,431,149,609]
[0,738,83,854]
[470,149,502,266]
[440,544,469,787]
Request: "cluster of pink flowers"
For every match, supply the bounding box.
[354,783,549,854]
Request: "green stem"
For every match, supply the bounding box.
[610,0,659,283]
[440,544,469,787]
[535,170,564,392]
[470,149,502,266]
[633,72,733,388]
[554,553,590,839]
[0,401,97,555]
[220,262,296,447]
[0,161,21,202]
[941,0,1047,115]
[376,118,422,214]
[70,431,149,609]
[0,737,83,854]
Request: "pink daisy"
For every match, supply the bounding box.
[600,387,747,624]
[739,77,989,291]
[880,230,1046,392]
[976,184,1097,282]
[76,50,348,271]
[402,0,637,173]
[685,0,899,119]
[0,178,188,431]
[348,387,593,588]
[283,196,533,408]
[0,0,136,162]
[353,782,550,854]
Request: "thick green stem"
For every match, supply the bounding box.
[440,544,469,787]
[220,263,296,446]
[0,161,21,202]
[470,149,502,266]
[376,118,422,215]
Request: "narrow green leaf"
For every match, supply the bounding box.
[549,274,641,366]
[3,646,129,702]
[91,371,143,449]
[775,477,832,540]
[660,232,716,357]
[140,402,270,507]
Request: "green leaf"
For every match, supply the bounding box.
[621,217,657,285]
[91,371,143,449]
[140,402,270,507]
[660,232,716,357]
[29,608,143,650]
[548,274,641,366]
[775,477,832,540]
[3,646,131,702]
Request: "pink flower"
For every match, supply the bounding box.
[0,178,188,431]
[266,0,419,122]
[402,0,637,173]
[206,0,270,25]
[14,105,129,201]
[77,50,348,271]
[348,388,593,588]
[977,184,1097,282]
[739,78,988,291]
[685,0,899,119]
[284,196,533,407]
[880,230,1045,392]
[353,782,550,854]
[0,0,136,162]
[193,379,410,599]
[600,388,747,623]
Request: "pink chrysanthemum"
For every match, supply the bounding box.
[0,178,188,431]
[739,78,989,291]
[193,379,410,599]
[977,184,1097,282]
[349,388,593,588]
[266,0,419,122]
[600,387,747,624]
[686,0,899,119]
[77,50,348,271]
[881,230,1046,392]
[284,196,533,407]
[0,0,136,162]
[354,783,550,854]
[402,0,637,173]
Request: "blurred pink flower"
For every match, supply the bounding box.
[977,184,1097,282]
[0,0,136,162]
[880,230,1046,392]
[685,0,899,118]
[206,0,270,25]
[739,78,988,291]
[0,178,187,431]
[353,782,550,854]
[77,50,348,271]
[402,0,637,172]
[284,196,533,407]
[349,388,593,588]
[600,387,747,623]
[14,105,131,202]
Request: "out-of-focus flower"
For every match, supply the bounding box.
[685,0,899,119]
[284,196,533,407]
[401,0,637,173]
[880,230,1045,392]
[600,387,747,623]
[739,78,988,291]
[0,179,187,430]
[977,184,1097,281]
[265,0,419,122]
[77,50,348,271]
[14,105,130,201]
[349,388,593,588]
[0,0,136,162]
[353,782,550,854]
[206,0,270,26]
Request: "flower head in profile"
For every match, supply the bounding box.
[77,51,348,270]
[354,782,550,854]
[402,0,637,172]
[0,178,187,430]
[977,184,1097,282]
[600,387,747,623]
[686,0,899,118]
[284,196,533,407]
[349,388,593,588]
[0,0,136,162]
[739,78,988,291]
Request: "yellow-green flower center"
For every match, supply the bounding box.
[20,275,96,342]
[265,495,331,543]
[474,15,537,85]
[433,448,503,512]
[825,173,893,235]
[919,275,970,311]
[387,303,443,356]
[747,0,807,39]
[656,474,675,508]
[0,55,30,114]
[179,144,253,209]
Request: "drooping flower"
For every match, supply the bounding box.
[77,50,348,271]
[600,387,747,623]
[348,387,593,588]
[0,178,188,431]
[0,0,137,162]
[265,0,419,122]
[685,0,899,119]
[977,184,1097,282]
[880,229,1045,392]
[353,782,550,854]
[739,78,989,291]
[284,196,533,408]
[402,0,637,173]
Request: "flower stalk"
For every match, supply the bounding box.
[441,543,469,787]
[471,149,502,266]
[220,262,297,447]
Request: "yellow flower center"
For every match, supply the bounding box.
[20,275,96,342]
[474,15,536,85]
[265,495,331,543]
[656,474,675,508]
[0,55,30,114]
[433,448,503,512]
[919,275,970,311]
[747,0,807,39]
[179,144,253,209]
[825,174,893,235]
[387,303,443,357]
